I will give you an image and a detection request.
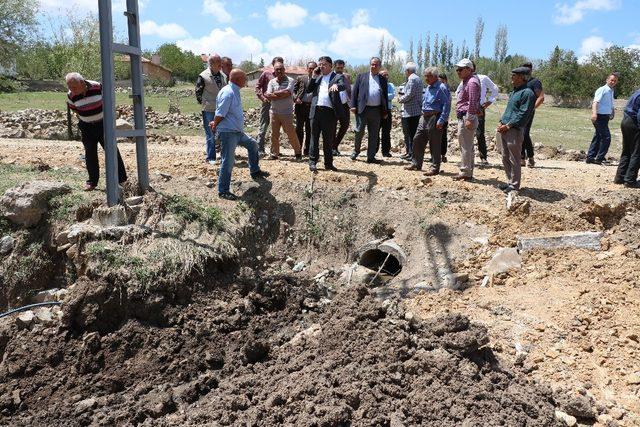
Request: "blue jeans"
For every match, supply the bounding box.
[218,131,261,194]
[587,114,612,161]
[202,111,217,161]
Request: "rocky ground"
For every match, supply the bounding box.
[0,129,639,426]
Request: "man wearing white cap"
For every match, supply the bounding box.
[454,58,481,181]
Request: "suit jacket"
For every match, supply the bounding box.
[350,72,389,115]
[293,74,312,102]
[306,71,347,120]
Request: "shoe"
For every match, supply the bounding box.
[480,158,489,165]
[586,158,595,164]
[423,169,440,176]
[441,155,448,163]
[400,153,410,160]
[350,152,358,161]
[258,150,267,158]
[250,170,270,179]
[309,163,317,172]
[520,158,526,166]
[403,157,414,163]
[453,175,472,182]
[527,158,535,168]
[614,179,624,185]
[405,165,419,171]
[325,165,338,171]
[624,181,640,188]
[295,154,303,161]
[84,183,96,191]
[207,159,216,165]
[498,183,510,191]
[268,154,279,160]
[599,159,611,166]
[593,159,602,165]
[502,184,517,193]
[382,152,392,158]
[332,149,341,156]
[367,159,381,164]
[218,192,238,200]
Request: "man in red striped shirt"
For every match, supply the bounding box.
[66,72,127,191]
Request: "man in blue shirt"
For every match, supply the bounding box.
[405,67,451,175]
[614,88,640,188]
[210,69,269,200]
[587,73,618,164]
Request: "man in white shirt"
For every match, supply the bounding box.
[587,73,618,164]
[455,62,499,164]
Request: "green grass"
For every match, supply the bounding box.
[165,194,224,232]
[1,89,615,151]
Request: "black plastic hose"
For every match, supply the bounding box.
[0,301,62,319]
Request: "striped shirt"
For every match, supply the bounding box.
[67,80,103,123]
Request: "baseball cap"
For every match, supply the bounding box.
[455,58,474,69]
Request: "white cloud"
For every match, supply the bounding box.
[351,9,370,26]
[266,2,308,29]
[249,12,261,19]
[554,0,620,25]
[140,21,188,39]
[202,0,232,23]
[328,25,398,60]
[177,27,262,59]
[578,35,612,62]
[264,35,326,64]
[313,12,344,30]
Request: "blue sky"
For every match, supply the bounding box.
[38,0,640,65]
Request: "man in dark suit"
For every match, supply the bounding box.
[293,61,317,155]
[305,56,347,172]
[350,57,389,163]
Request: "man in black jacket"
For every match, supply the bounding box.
[305,56,347,172]
[350,57,389,163]
[293,61,317,155]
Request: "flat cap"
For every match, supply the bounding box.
[511,66,530,75]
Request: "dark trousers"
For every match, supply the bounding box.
[309,106,337,167]
[614,115,640,184]
[521,110,535,159]
[476,108,488,159]
[441,121,449,156]
[412,115,443,171]
[380,110,392,155]
[295,102,311,155]
[353,106,382,161]
[334,103,350,149]
[587,114,612,161]
[401,115,421,156]
[79,120,127,186]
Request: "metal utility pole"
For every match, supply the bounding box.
[98,0,149,206]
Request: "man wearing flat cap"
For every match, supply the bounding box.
[454,58,481,181]
[496,67,536,193]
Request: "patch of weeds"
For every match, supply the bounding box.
[165,194,224,232]
[0,164,37,194]
[0,217,11,235]
[86,242,129,269]
[49,193,88,222]
[427,199,446,215]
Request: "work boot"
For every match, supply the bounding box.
[527,158,535,168]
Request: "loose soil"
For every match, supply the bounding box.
[1,134,639,426]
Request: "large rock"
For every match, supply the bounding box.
[517,231,604,252]
[0,235,14,255]
[484,248,522,275]
[92,205,128,227]
[1,181,71,227]
[115,118,133,130]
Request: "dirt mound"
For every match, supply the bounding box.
[1,277,559,426]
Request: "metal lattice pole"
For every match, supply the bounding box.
[98,0,119,206]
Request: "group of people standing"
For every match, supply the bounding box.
[62,51,640,200]
[196,54,550,198]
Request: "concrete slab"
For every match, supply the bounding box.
[517,231,604,252]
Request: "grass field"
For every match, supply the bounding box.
[0,88,621,152]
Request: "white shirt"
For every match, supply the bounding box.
[317,74,332,108]
[455,74,499,105]
[367,73,382,107]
